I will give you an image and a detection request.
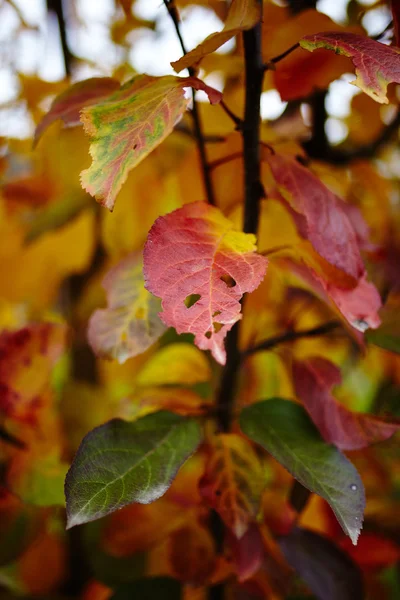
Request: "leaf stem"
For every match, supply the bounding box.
[163,0,217,206]
[47,0,72,76]
[263,42,300,70]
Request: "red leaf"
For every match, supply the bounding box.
[293,357,400,450]
[34,77,120,145]
[340,533,400,570]
[264,152,364,280]
[143,203,267,364]
[300,32,400,103]
[228,523,265,582]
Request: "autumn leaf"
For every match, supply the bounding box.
[34,78,120,145]
[80,75,222,210]
[0,323,66,422]
[366,293,400,354]
[65,411,202,528]
[293,357,400,450]
[136,343,211,387]
[144,203,267,364]
[240,399,365,544]
[199,434,265,538]
[300,32,400,103]
[167,522,216,584]
[88,253,167,363]
[279,527,364,600]
[264,151,364,280]
[171,0,261,73]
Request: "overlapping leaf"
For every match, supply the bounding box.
[143,202,267,364]
[264,152,381,330]
[34,77,120,145]
[136,343,211,387]
[80,75,222,210]
[88,253,167,363]
[65,411,202,528]
[240,399,365,544]
[199,433,265,538]
[171,0,261,73]
[0,323,66,421]
[293,357,400,450]
[300,32,400,103]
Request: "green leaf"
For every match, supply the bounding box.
[111,577,181,600]
[65,411,202,528]
[239,399,365,545]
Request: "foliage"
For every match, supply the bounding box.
[1,0,400,598]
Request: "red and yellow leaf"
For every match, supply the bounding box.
[300,32,400,103]
[88,253,167,363]
[143,202,267,364]
[199,433,265,538]
[171,0,261,73]
[293,357,400,450]
[80,75,222,210]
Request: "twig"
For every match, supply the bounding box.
[163,0,217,206]
[220,100,243,128]
[242,320,341,359]
[263,42,300,70]
[209,152,243,170]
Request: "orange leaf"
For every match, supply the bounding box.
[199,433,265,538]
[171,0,261,73]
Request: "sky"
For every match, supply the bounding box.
[0,0,392,142]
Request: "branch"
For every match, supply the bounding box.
[163,0,217,206]
[242,320,341,359]
[47,0,72,76]
[215,2,265,434]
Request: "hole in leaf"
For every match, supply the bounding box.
[220,274,236,288]
[184,294,201,308]
[215,489,222,497]
[205,331,212,339]
[213,322,223,333]
[212,310,221,318]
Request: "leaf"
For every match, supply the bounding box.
[168,522,216,584]
[240,399,365,544]
[34,77,120,145]
[293,357,400,450]
[340,532,400,570]
[80,75,222,210]
[0,323,66,421]
[143,202,267,365]
[199,433,265,538]
[278,527,364,600]
[65,411,202,528]
[264,151,364,280]
[136,343,212,387]
[171,0,261,73]
[300,32,400,103]
[111,578,181,600]
[87,253,167,363]
[228,523,265,582]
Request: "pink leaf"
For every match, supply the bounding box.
[143,202,267,364]
[293,357,400,450]
[300,32,400,103]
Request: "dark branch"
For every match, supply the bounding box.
[242,320,341,359]
[47,0,72,76]
[163,0,217,206]
[263,42,300,70]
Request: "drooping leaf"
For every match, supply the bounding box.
[264,151,364,280]
[240,399,365,544]
[80,75,222,210]
[143,202,267,364]
[171,0,261,73]
[65,411,202,528]
[300,32,400,103]
[167,522,216,584]
[0,323,66,421]
[279,527,364,600]
[228,523,265,582]
[34,77,120,145]
[136,343,212,387]
[199,433,265,538]
[293,357,400,450]
[87,253,166,363]
[111,577,181,600]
